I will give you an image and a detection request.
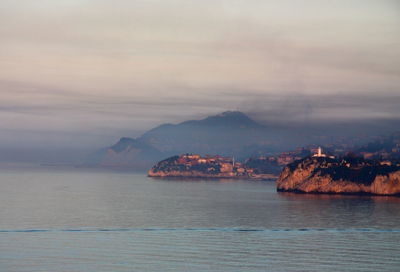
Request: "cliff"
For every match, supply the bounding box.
[277,156,400,195]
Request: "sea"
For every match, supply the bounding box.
[0,166,399,271]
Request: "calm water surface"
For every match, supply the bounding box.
[0,167,399,271]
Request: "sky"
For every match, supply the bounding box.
[0,0,399,158]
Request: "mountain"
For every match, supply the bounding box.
[139,111,281,154]
[88,111,287,169]
[87,111,400,170]
[86,137,164,169]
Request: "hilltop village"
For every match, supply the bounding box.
[148,147,336,179]
[148,146,400,195]
[148,154,280,179]
[147,133,400,195]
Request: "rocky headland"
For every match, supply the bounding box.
[148,154,279,179]
[277,156,400,196]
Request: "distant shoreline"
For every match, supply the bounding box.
[277,188,400,197]
[148,175,277,181]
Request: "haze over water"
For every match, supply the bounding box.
[1,1,400,270]
[0,168,399,271]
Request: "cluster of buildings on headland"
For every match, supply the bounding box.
[149,134,400,179]
[148,147,336,179]
[262,146,334,165]
[147,134,400,195]
[148,153,279,179]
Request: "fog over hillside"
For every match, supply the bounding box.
[0,0,399,163]
[1,93,400,164]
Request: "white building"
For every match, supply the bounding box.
[312,147,335,159]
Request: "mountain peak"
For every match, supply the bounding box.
[217,111,248,118]
[202,111,261,128]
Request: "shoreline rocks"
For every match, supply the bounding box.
[277,157,400,196]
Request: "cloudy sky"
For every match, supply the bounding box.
[0,0,399,154]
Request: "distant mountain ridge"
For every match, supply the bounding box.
[88,111,283,169]
[87,111,400,170]
[139,111,275,153]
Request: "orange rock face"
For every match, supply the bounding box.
[277,157,400,195]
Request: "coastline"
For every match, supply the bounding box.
[277,188,400,197]
[148,172,278,181]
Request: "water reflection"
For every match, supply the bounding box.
[278,191,400,202]
[277,192,400,229]
[0,169,399,272]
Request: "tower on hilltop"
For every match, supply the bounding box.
[313,147,326,158]
[312,147,335,159]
